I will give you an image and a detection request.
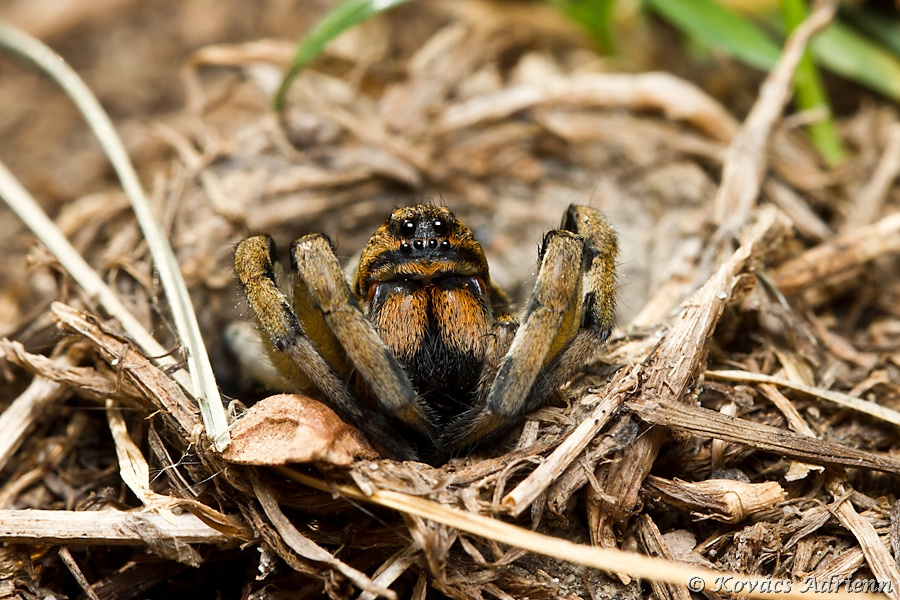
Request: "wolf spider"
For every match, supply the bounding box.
[234,204,617,463]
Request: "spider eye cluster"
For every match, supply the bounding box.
[398,215,452,254]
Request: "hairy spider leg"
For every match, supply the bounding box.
[441,229,586,450]
[234,235,420,460]
[441,205,617,452]
[290,234,432,436]
[527,205,618,402]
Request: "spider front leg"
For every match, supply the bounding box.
[443,205,617,452]
[289,234,431,431]
[234,235,428,460]
[530,205,618,400]
[234,236,352,402]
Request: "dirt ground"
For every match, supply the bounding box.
[1,1,900,599]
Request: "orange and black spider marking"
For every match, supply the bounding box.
[354,205,491,296]
[234,204,617,463]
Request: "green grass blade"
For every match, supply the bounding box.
[551,0,618,55]
[274,0,413,111]
[644,0,781,71]
[841,5,900,57]
[810,21,900,105]
[781,0,844,166]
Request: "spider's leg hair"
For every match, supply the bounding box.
[442,230,585,449]
[528,204,618,400]
[290,234,431,435]
[235,235,338,396]
[234,235,418,461]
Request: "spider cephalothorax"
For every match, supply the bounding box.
[234,204,617,463]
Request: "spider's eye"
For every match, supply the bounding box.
[400,219,416,237]
[474,276,487,296]
[367,282,380,302]
[432,218,447,235]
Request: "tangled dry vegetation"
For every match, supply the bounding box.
[2,2,900,598]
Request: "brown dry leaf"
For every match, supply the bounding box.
[223,394,378,466]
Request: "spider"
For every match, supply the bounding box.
[233,204,617,463]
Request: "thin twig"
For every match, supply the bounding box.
[501,380,630,516]
[252,474,396,599]
[826,477,900,600]
[771,211,900,301]
[440,72,738,142]
[626,397,900,474]
[0,351,70,470]
[0,162,179,373]
[0,509,232,545]
[58,547,102,600]
[707,369,900,428]
[843,122,900,230]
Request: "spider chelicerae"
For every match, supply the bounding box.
[234,204,617,463]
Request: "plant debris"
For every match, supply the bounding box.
[2,1,900,599]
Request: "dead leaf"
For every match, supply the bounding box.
[222,394,378,466]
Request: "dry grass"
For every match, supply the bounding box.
[2,1,900,599]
